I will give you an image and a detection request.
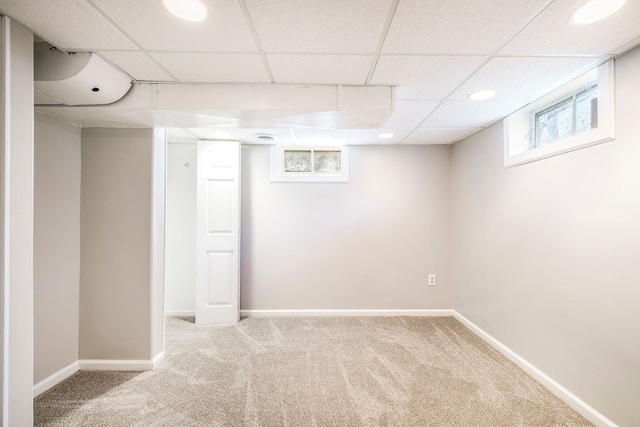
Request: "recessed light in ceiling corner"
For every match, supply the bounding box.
[378,133,394,139]
[468,89,496,101]
[569,0,627,25]
[162,0,208,22]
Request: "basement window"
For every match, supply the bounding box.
[504,60,615,167]
[270,145,349,182]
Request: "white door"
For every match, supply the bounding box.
[195,141,240,324]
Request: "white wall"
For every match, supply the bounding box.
[34,113,81,384]
[80,128,164,362]
[241,145,452,310]
[452,46,640,427]
[0,17,34,425]
[164,142,197,314]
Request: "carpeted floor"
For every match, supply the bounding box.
[35,316,593,426]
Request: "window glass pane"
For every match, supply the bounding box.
[575,85,598,135]
[535,98,573,147]
[313,151,341,173]
[284,150,312,172]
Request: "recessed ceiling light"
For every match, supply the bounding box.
[569,0,626,25]
[162,0,208,22]
[468,89,496,101]
[378,133,394,139]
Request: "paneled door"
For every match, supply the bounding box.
[195,141,240,324]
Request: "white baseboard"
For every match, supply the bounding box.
[452,312,617,427]
[33,361,79,398]
[151,351,165,369]
[240,309,455,317]
[79,351,166,371]
[165,310,195,317]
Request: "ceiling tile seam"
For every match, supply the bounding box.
[259,53,276,83]
[365,0,401,85]
[95,52,135,81]
[394,107,444,145]
[236,0,274,83]
[493,53,600,59]
[94,50,178,83]
[83,0,145,50]
[236,0,265,51]
[491,0,556,56]
[410,55,493,130]
[143,52,180,82]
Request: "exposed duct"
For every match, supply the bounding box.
[34,42,131,106]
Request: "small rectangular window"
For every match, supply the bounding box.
[284,150,312,172]
[533,83,597,148]
[271,145,349,182]
[504,60,615,167]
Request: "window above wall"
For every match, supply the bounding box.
[270,145,349,183]
[504,60,615,167]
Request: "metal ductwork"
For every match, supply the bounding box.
[34,42,131,106]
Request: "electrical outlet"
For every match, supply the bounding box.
[428,274,436,286]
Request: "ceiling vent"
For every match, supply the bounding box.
[254,133,275,142]
[34,42,132,106]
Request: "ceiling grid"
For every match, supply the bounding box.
[0,0,637,144]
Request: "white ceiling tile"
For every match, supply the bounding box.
[90,0,256,52]
[382,0,549,54]
[384,100,439,128]
[394,86,441,100]
[421,101,523,128]
[268,55,372,85]
[229,129,295,145]
[244,0,393,53]
[292,129,353,145]
[185,128,237,141]
[167,128,199,143]
[151,53,270,83]
[100,51,175,82]
[500,0,640,56]
[348,128,413,145]
[401,128,477,145]
[370,56,487,98]
[0,0,135,50]
[450,56,599,102]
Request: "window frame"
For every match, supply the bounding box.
[503,60,615,167]
[270,145,349,183]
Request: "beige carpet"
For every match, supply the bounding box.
[35,316,593,426]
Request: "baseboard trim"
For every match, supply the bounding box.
[79,351,166,372]
[33,361,79,398]
[151,351,165,369]
[165,310,195,317]
[240,309,454,317]
[452,311,617,427]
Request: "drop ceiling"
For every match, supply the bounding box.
[1,0,639,145]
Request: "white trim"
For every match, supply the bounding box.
[452,312,617,427]
[151,351,165,369]
[33,361,79,398]
[165,310,195,317]
[79,351,165,371]
[240,309,454,317]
